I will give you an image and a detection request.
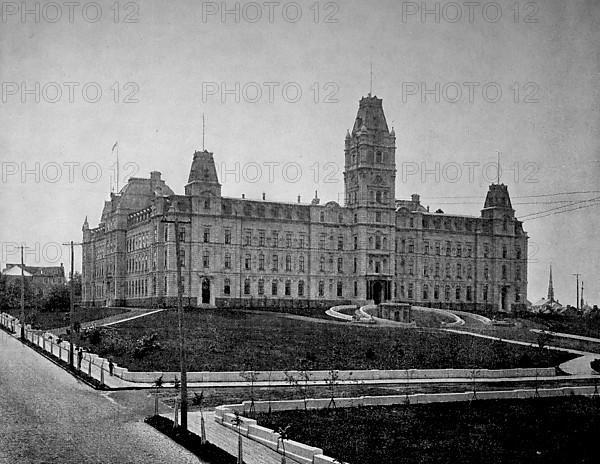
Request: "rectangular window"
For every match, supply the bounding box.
[224,279,231,295]
[299,234,305,249]
[224,228,231,244]
[244,230,252,246]
[202,251,209,268]
[271,280,278,296]
[318,280,324,297]
[259,254,265,271]
[319,234,326,250]
[299,256,305,272]
[286,232,292,248]
[272,254,279,271]
[337,236,344,251]
[259,230,265,247]
[245,255,251,270]
[272,231,279,247]
[244,279,251,295]
[258,279,264,295]
[285,280,291,296]
[337,257,343,273]
[225,253,231,269]
[375,211,381,223]
[203,227,210,243]
[337,281,343,297]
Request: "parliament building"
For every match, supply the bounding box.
[81,95,528,313]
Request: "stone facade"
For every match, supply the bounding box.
[82,95,528,313]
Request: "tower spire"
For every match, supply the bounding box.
[547,264,554,303]
[369,62,373,96]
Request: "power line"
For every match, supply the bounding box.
[520,201,600,221]
[518,196,600,219]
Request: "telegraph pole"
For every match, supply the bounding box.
[62,241,83,368]
[162,214,190,430]
[571,273,581,311]
[17,244,33,340]
[20,246,25,339]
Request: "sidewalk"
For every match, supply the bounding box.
[161,411,304,464]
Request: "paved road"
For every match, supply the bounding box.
[0,331,202,464]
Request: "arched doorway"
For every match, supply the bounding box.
[201,278,210,304]
[373,281,383,305]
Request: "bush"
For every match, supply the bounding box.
[133,332,162,358]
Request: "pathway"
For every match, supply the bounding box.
[160,411,303,464]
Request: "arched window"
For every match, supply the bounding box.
[423,284,429,300]
[298,280,305,297]
[223,278,231,295]
[455,286,461,300]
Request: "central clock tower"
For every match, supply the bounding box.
[343,95,396,208]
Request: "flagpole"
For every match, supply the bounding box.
[116,143,120,193]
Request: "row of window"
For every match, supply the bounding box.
[127,232,150,252]
[240,278,346,298]
[399,240,522,260]
[397,283,522,303]
[397,260,522,281]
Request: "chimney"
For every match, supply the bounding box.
[297,195,301,203]
[411,194,420,204]
[242,193,245,199]
[150,171,161,181]
[262,192,266,200]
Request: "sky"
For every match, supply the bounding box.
[0,0,598,305]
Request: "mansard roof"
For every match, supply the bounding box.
[351,94,390,136]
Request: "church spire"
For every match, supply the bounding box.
[547,264,554,303]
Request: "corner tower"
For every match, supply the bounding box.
[343,95,396,208]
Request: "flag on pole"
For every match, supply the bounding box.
[112,141,118,152]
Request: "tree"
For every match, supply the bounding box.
[153,375,163,416]
[231,411,244,464]
[537,331,551,351]
[192,391,207,444]
[276,425,291,464]
[326,370,339,409]
[240,369,260,418]
[42,284,70,312]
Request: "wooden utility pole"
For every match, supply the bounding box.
[16,244,34,340]
[571,273,581,310]
[63,241,83,368]
[162,215,190,430]
[20,246,25,340]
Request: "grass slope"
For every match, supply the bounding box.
[70,309,573,371]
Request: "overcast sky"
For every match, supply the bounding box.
[1,0,598,305]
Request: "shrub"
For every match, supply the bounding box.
[133,332,161,358]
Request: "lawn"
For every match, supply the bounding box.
[4,306,129,330]
[256,396,600,464]
[523,313,600,339]
[69,309,574,372]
